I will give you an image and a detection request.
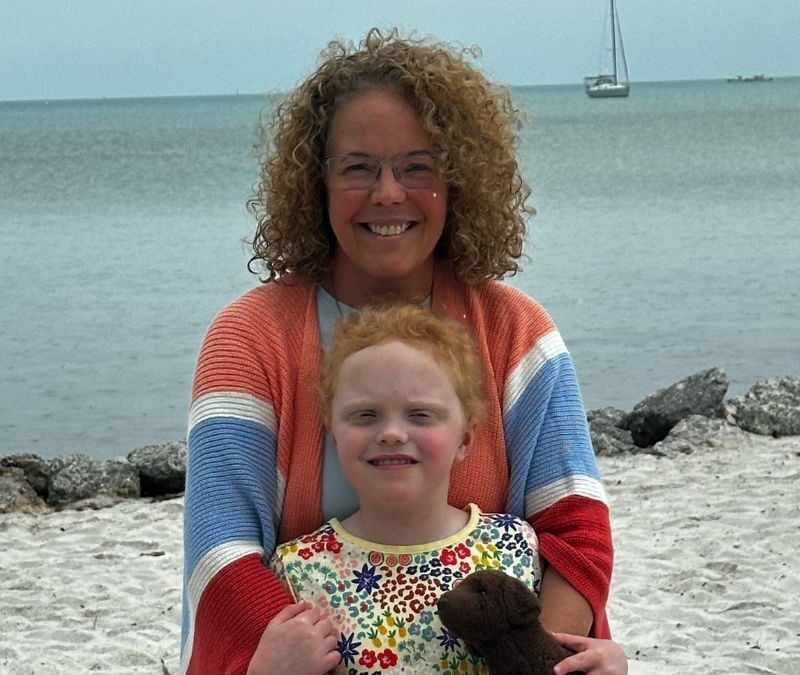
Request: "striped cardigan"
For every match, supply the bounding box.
[181,264,613,674]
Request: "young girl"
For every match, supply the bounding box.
[251,305,625,675]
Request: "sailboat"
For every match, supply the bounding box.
[585,0,630,98]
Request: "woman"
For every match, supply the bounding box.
[182,28,617,674]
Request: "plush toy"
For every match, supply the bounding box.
[437,569,585,675]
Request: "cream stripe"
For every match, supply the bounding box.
[525,474,607,517]
[181,540,264,674]
[503,331,568,416]
[188,391,276,433]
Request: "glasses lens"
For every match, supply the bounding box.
[395,153,439,188]
[329,156,379,189]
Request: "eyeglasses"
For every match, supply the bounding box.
[324,151,440,190]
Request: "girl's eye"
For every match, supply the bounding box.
[410,410,434,421]
[350,411,376,422]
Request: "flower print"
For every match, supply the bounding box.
[353,564,382,593]
[359,649,378,667]
[337,633,362,666]
[437,627,461,652]
[454,543,470,559]
[459,561,471,575]
[408,623,421,636]
[440,548,457,566]
[377,648,398,668]
[298,548,313,560]
[419,610,434,625]
[421,626,436,641]
[312,541,325,552]
[491,513,519,532]
[407,565,418,575]
[327,540,343,553]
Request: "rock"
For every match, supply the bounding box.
[48,454,140,508]
[728,376,800,437]
[0,453,50,499]
[0,466,49,514]
[620,368,729,447]
[127,442,186,497]
[587,407,638,456]
[651,415,754,455]
[101,459,141,498]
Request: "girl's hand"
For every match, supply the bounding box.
[551,632,628,675]
[247,602,340,675]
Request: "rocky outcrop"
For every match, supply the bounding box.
[650,415,754,456]
[47,454,140,507]
[725,376,800,437]
[127,442,186,496]
[0,467,49,514]
[0,442,185,512]
[619,368,729,447]
[0,453,50,500]
[587,407,638,456]
[587,368,798,458]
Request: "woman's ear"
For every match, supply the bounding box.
[456,417,479,461]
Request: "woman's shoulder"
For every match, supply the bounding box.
[466,279,558,343]
[209,276,316,332]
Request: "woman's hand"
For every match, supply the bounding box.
[247,602,341,675]
[551,632,628,675]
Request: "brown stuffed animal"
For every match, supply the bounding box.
[437,569,584,675]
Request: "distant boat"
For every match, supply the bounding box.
[726,74,773,83]
[585,0,630,98]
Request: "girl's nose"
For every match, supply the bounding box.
[376,419,408,445]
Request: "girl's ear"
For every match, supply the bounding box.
[456,418,479,461]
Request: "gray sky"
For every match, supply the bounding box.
[3,0,799,101]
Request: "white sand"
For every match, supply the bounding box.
[2,432,799,674]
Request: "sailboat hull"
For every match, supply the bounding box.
[586,83,630,98]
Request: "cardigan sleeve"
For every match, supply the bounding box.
[181,298,293,674]
[502,318,613,638]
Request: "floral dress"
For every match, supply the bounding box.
[270,503,541,675]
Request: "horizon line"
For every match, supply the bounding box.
[2,74,798,104]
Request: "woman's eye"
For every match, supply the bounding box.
[408,162,434,172]
[341,162,374,174]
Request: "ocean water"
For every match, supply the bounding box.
[1,79,798,460]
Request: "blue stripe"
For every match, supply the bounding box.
[183,416,279,578]
[504,353,599,516]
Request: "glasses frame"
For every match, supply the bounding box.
[323,150,440,190]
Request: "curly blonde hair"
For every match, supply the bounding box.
[248,27,533,284]
[319,303,485,425]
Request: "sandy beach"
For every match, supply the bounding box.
[2,431,798,674]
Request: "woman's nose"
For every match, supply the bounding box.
[370,165,407,205]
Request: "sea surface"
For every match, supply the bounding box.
[1,79,798,460]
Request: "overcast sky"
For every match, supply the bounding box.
[3,0,799,101]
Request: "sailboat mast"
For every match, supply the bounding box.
[610,0,618,84]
